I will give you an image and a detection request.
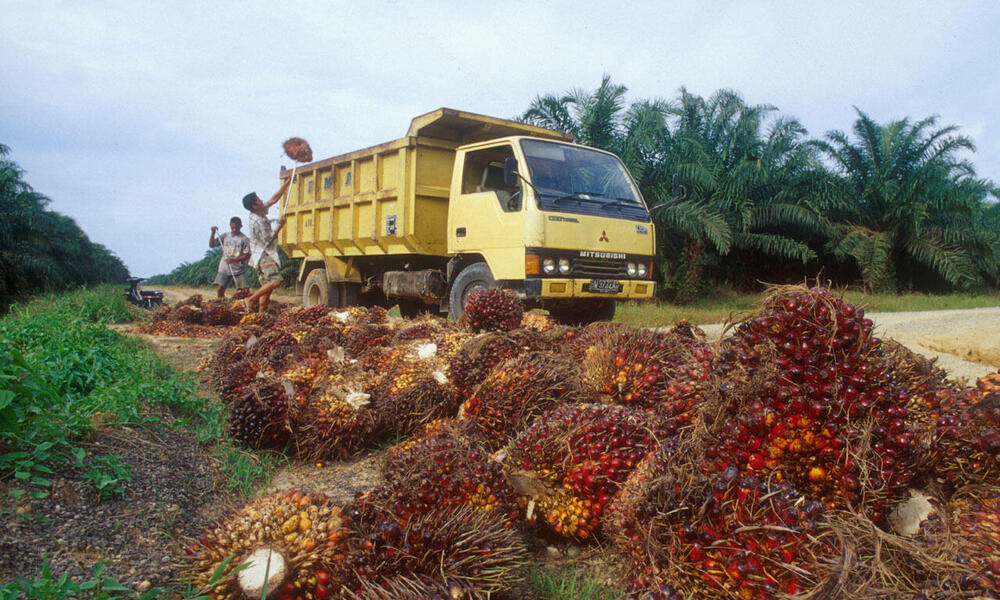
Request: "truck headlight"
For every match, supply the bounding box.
[627,262,637,277]
[558,258,570,274]
[637,262,648,277]
[543,258,556,274]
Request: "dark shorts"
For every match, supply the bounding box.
[256,255,282,283]
[214,268,249,289]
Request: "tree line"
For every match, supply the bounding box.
[522,77,1000,301]
[0,143,129,311]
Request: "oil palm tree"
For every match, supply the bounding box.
[810,109,992,291]
[1,143,128,309]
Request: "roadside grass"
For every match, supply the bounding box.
[527,564,623,600]
[216,446,287,498]
[0,285,269,505]
[616,288,1000,326]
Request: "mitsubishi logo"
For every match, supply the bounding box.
[599,230,609,242]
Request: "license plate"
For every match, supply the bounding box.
[588,279,623,293]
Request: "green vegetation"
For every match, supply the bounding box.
[215,446,286,498]
[77,452,133,501]
[0,558,164,600]
[616,289,1000,327]
[522,77,1000,301]
[0,144,129,311]
[527,565,623,600]
[0,286,209,501]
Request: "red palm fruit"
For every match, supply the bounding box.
[462,352,589,451]
[458,288,523,332]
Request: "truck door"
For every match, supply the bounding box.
[448,143,526,280]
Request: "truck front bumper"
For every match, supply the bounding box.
[521,277,655,300]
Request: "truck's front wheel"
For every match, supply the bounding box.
[449,262,495,320]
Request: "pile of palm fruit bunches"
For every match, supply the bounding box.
[182,285,999,599]
[132,292,262,338]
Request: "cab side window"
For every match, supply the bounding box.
[461,145,521,212]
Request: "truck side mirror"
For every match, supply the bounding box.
[503,157,519,187]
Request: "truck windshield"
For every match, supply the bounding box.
[520,139,648,221]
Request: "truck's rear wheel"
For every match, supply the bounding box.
[303,269,333,307]
[449,262,495,320]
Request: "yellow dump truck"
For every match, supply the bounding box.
[278,108,655,323]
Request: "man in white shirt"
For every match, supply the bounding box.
[209,217,251,299]
[238,176,292,313]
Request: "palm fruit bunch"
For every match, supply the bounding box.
[280,355,330,400]
[220,359,265,404]
[297,322,346,354]
[706,285,916,522]
[247,330,300,369]
[239,311,275,328]
[462,352,588,451]
[342,323,391,356]
[202,299,241,326]
[209,327,260,379]
[458,288,523,332]
[504,403,657,540]
[183,490,346,600]
[446,333,521,400]
[582,322,713,436]
[368,424,519,524]
[916,486,1000,596]
[289,388,376,460]
[372,360,457,437]
[612,453,833,600]
[555,321,628,359]
[229,378,291,449]
[520,312,556,331]
[931,384,1000,487]
[338,501,527,600]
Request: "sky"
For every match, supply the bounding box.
[2,0,999,277]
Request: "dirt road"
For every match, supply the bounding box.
[700,306,1000,383]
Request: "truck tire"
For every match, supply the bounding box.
[333,282,359,308]
[303,269,333,307]
[449,262,496,320]
[549,299,616,325]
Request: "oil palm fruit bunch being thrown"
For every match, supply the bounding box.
[183,490,346,600]
[706,285,917,522]
[458,288,523,332]
[503,403,657,540]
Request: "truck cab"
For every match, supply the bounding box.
[279,108,655,324]
[447,136,654,322]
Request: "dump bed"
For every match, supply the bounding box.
[278,108,570,260]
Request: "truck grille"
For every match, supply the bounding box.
[573,258,627,278]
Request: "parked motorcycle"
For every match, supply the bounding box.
[124,277,164,310]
